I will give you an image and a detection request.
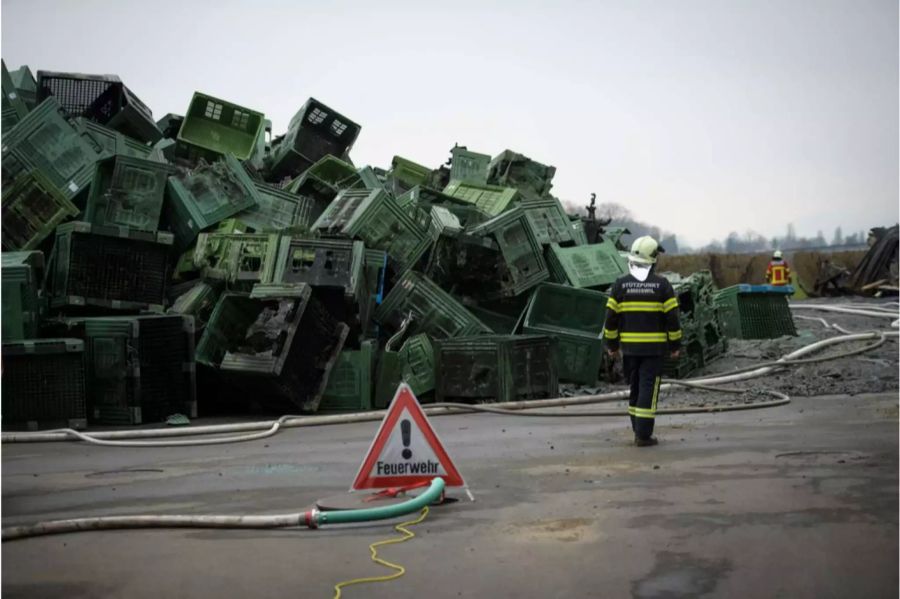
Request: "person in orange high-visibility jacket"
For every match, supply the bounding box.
[766,250,791,286]
[602,236,682,447]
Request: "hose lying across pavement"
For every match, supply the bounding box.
[1,476,446,541]
[3,311,895,446]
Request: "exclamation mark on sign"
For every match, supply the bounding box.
[401,419,412,460]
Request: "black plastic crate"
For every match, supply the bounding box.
[2,338,87,430]
[49,221,173,312]
[36,71,161,143]
[81,315,196,425]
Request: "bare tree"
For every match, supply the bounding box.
[597,202,632,223]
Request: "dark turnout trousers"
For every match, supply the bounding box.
[623,354,663,440]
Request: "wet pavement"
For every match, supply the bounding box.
[3,390,898,598]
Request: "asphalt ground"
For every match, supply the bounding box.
[2,389,898,598]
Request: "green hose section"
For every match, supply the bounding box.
[316,478,445,527]
[3,478,447,541]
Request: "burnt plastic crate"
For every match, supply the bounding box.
[49,221,172,312]
[2,168,79,250]
[714,285,797,339]
[2,250,45,340]
[464,207,549,298]
[319,341,375,412]
[36,70,161,143]
[81,315,196,425]
[175,92,264,162]
[196,284,349,412]
[375,270,491,339]
[2,338,87,430]
[165,154,261,249]
[192,232,280,287]
[267,98,361,179]
[312,187,431,271]
[272,237,367,326]
[1,97,101,202]
[85,155,173,231]
[435,335,558,403]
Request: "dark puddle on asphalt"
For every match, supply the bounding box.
[632,551,732,598]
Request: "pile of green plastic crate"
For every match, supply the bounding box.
[3,57,702,427]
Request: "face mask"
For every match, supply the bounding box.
[629,262,651,281]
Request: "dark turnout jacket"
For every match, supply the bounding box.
[602,272,682,356]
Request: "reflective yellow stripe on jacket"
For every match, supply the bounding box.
[620,332,668,342]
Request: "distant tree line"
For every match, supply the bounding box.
[565,200,869,255]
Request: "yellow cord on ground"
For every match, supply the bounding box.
[332,506,430,599]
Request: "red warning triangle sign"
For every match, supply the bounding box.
[351,383,467,491]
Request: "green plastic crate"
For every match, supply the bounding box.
[2,59,29,131]
[375,270,491,339]
[1,250,44,340]
[267,98,361,179]
[374,333,436,408]
[312,188,431,271]
[81,315,196,425]
[85,155,173,231]
[714,285,797,339]
[449,146,490,185]
[521,284,608,384]
[2,338,87,430]
[1,97,101,201]
[2,168,79,250]
[167,280,221,327]
[399,185,491,227]
[176,92,264,162]
[545,240,627,289]
[192,232,280,286]
[75,117,155,162]
[49,221,173,312]
[522,283,608,336]
[434,334,558,403]
[8,64,37,111]
[228,180,315,232]
[520,198,579,246]
[443,180,517,216]
[465,207,549,297]
[487,150,556,201]
[165,154,261,249]
[389,156,431,195]
[320,341,375,412]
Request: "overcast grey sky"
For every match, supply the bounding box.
[3,0,897,246]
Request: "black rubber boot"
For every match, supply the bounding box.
[634,436,658,447]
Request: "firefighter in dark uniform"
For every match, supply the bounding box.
[602,236,682,447]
